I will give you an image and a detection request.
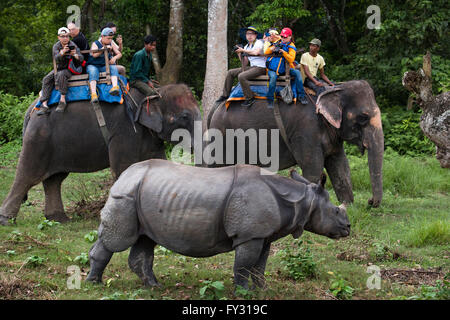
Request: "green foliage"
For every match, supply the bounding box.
[199,280,226,300]
[0,91,36,144]
[84,230,98,243]
[247,0,310,30]
[37,219,61,230]
[74,252,90,266]
[234,285,256,299]
[25,255,45,267]
[328,273,354,300]
[382,108,435,156]
[406,275,450,300]
[278,239,318,280]
[406,220,450,248]
[328,0,449,107]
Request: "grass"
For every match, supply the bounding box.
[0,142,449,300]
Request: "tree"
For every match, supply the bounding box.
[318,0,351,56]
[159,0,184,85]
[201,0,228,129]
[403,52,450,168]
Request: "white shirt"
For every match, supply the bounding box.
[245,39,266,68]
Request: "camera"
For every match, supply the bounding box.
[68,45,75,51]
[271,42,284,55]
[233,44,248,57]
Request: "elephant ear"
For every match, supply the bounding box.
[316,87,343,128]
[138,97,163,133]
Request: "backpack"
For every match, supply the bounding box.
[266,42,296,75]
[68,58,86,75]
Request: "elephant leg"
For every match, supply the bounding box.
[128,235,160,287]
[0,171,39,225]
[42,172,70,223]
[233,239,264,291]
[250,242,271,289]
[324,148,354,204]
[86,239,114,283]
[290,137,324,184]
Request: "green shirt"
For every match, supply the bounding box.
[129,48,153,83]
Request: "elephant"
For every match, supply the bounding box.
[0,84,201,225]
[207,80,384,207]
[86,159,350,290]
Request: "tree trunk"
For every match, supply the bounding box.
[87,0,95,35]
[98,0,107,28]
[402,52,450,168]
[81,0,93,35]
[319,0,351,56]
[202,0,228,130]
[160,0,184,85]
[145,24,162,81]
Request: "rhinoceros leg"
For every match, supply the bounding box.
[233,239,265,290]
[86,239,113,283]
[250,242,271,289]
[128,235,160,287]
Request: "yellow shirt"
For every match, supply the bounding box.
[300,52,325,79]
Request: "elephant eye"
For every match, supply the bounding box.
[356,113,369,126]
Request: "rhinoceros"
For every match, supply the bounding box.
[86,159,350,290]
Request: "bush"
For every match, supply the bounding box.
[278,239,318,280]
[382,107,435,156]
[0,91,36,144]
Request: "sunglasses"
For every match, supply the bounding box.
[59,35,70,38]
[281,35,289,38]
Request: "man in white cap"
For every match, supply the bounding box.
[300,38,334,95]
[37,27,83,115]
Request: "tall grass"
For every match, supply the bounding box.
[406,220,450,247]
[349,148,450,197]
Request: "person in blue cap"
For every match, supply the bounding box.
[87,27,122,103]
[217,26,267,108]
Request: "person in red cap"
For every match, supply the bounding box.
[264,27,307,108]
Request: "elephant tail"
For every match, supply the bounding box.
[206,99,224,130]
[22,97,40,137]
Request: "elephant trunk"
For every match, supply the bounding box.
[364,123,384,207]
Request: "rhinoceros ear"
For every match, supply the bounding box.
[138,98,163,133]
[289,169,311,185]
[315,172,327,193]
[263,175,307,205]
[316,87,343,128]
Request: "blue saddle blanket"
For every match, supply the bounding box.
[225,82,299,108]
[36,75,128,108]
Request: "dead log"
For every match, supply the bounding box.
[402,51,450,168]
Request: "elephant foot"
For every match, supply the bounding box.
[45,212,71,223]
[0,214,15,226]
[368,197,381,208]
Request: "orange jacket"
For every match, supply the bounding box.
[264,40,296,69]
